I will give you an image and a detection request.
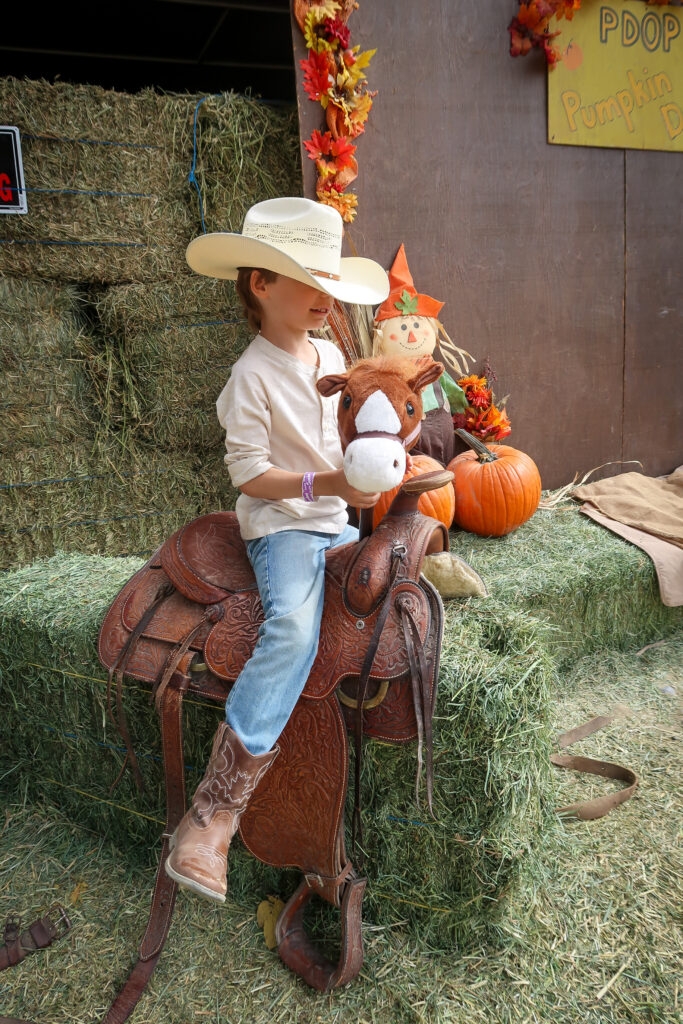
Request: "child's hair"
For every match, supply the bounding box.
[235,267,278,334]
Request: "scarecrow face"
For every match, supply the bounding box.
[378,315,438,359]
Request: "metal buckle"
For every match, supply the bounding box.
[3,913,21,944]
[49,903,72,940]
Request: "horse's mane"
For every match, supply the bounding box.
[349,354,440,388]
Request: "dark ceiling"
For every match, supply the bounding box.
[0,0,297,102]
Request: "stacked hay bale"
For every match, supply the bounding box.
[0,78,301,569]
[2,512,679,948]
[0,548,557,951]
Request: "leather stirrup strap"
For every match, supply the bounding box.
[0,906,71,972]
[551,711,639,820]
[102,681,186,1024]
[106,582,174,794]
[276,874,367,992]
[351,548,404,854]
[396,595,434,816]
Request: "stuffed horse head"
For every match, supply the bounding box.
[317,355,444,492]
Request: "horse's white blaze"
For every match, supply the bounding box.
[354,389,401,435]
[343,388,407,492]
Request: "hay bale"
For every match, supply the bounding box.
[0,79,192,282]
[448,508,683,664]
[0,549,556,950]
[3,508,680,945]
[193,93,302,233]
[0,277,97,456]
[92,280,251,451]
[1,449,237,569]
[0,79,301,284]
[0,275,239,569]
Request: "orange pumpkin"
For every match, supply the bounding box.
[366,454,455,531]
[447,431,541,537]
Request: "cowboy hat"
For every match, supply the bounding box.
[186,197,389,306]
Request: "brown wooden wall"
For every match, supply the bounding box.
[291,2,682,490]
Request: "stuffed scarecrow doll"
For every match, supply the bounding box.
[373,244,472,467]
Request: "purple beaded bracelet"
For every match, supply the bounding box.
[302,472,317,503]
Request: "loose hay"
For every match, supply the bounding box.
[0,637,679,1023]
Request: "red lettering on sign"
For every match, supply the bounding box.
[0,173,12,202]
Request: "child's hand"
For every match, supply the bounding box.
[321,469,379,508]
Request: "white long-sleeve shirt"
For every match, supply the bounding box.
[216,333,349,540]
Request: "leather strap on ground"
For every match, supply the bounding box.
[552,710,639,820]
[0,906,71,973]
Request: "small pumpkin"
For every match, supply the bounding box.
[366,453,455,531]
[446,429,541,537]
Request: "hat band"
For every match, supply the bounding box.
[305,266,341,282]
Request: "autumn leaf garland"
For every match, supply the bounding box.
[508,0,677,67]
[295,0,376,223]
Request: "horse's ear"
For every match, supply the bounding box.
[317,372,349,397]
[407,356,444,394]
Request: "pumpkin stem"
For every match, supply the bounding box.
[455,428,498,463]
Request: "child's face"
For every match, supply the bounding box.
[255,273,332,333]
[378,315,437,358]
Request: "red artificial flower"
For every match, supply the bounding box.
[304,130,356,181]
[323,16,351,49]
[454,374,512,440]
[457,374,491,409]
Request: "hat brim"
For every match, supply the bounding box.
[186,232,390,306]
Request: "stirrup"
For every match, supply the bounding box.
[275,873,367,992]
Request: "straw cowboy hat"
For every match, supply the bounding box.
[186,197,389,306]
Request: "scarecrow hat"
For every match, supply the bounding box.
[374,243,444,322]
[186,197,389,306]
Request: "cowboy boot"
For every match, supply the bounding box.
[165,722,278,902]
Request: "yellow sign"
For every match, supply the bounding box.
[548,1,683,151]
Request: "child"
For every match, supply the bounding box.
[164,197,390,902]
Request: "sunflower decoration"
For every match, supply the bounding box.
[295,1,376,222]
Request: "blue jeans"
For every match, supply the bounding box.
[224,524,359,755]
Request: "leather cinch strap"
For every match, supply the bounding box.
[551,710,639,820]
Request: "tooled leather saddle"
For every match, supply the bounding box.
[97,471,451,1022]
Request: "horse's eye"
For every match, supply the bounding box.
[342,394,352,409]
[406,401,415,416]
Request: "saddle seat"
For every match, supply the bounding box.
[100,504,446,708]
